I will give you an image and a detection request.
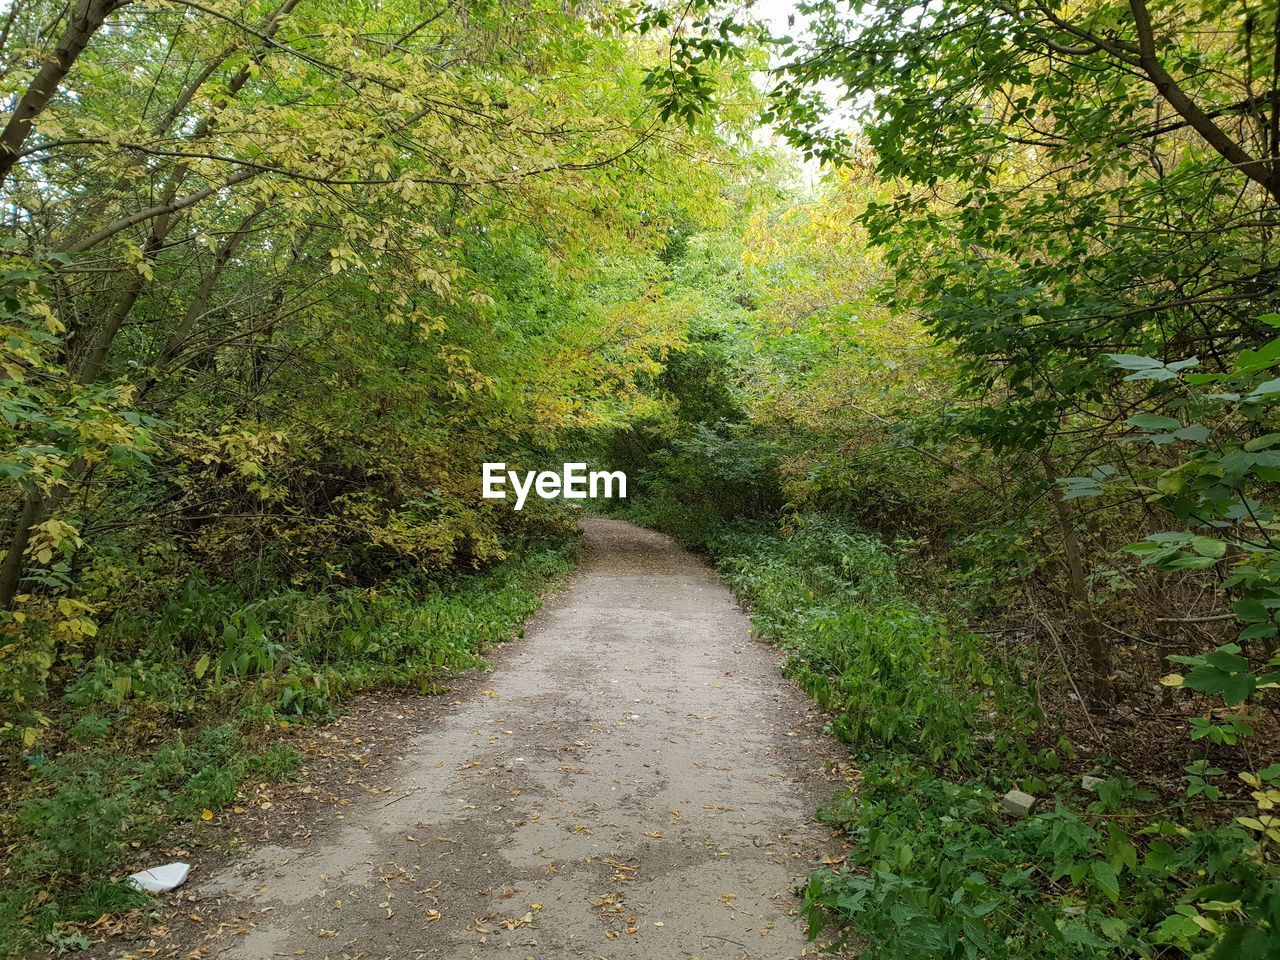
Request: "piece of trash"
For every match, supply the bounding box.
[1000,789,1037,818]
[127,862,191,893]
[1081,775,1105,792]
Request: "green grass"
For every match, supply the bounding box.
[0,539,577,955]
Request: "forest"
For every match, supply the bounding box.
[1,0,1278,956]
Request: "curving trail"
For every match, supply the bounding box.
[181,519,844,959]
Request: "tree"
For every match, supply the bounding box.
[769,0,1280,702]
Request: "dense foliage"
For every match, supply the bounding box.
[6,0,1280,954]
[765,0,1280,704]
[680,518,1276,958]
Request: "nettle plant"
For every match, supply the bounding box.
[1081,314,1280,848]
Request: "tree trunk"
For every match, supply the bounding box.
[0,486,66,610]
[1041,451,1113,707]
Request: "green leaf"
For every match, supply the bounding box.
[1059,476,1103,500]
[1221,451,1280,474]
[1106,354,1164,371]
[1247,377,1280,399]
[1183,665,1230,695]
[1234,338,1280,373]
[1205,647,1249,672]
[1189,536,1226,558]
[1091,860,1119,903]
[1221,671,1256,706]
[1231,597,1269,623]
[1173,425,1210,442]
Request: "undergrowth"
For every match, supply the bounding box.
[696,514,1279,959]
[0,539,576,955]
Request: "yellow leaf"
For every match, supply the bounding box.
[201,809,214,821]
[1159,673,1185,687]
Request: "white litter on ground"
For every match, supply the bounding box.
[127,861,190,893]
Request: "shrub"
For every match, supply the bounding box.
[711,515,992,764]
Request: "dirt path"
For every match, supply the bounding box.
[161,519,845,959]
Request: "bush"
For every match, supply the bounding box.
[805,758,1275,959]
[711,515,992,764]
[607,422,782,550]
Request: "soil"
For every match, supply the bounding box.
[93,518,849,960]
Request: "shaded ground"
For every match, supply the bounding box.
[99,518,847,959]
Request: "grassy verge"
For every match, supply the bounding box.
[0,538,577,955]
[684,514,1276,959]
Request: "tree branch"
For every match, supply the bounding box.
[1127,0,1278,201]
[0,0,127,189]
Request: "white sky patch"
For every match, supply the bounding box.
[741,0,859,187]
